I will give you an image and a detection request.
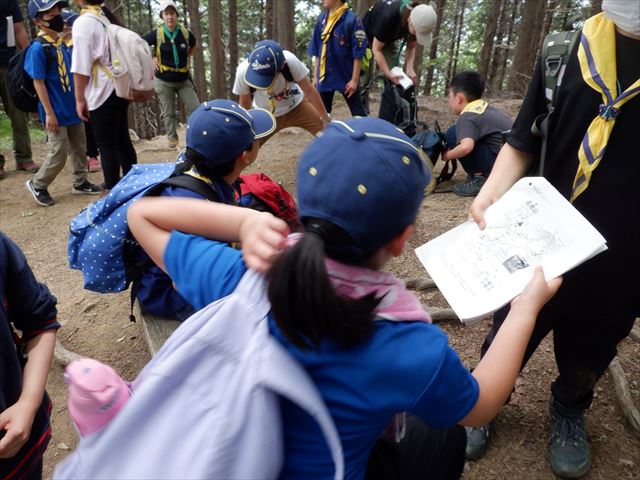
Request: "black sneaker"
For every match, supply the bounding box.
[26,179,55,206]
[452,174,487,197]
[548,396,590,478]
[72,180,102,195]
[465,422,492,460]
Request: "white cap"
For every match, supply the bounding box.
[159,0,179,17]
[410,4,437,47]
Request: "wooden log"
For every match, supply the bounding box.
[609,356,640,438]
[54,340,82,367]
[136,301,179,356]
[406,277,437,291]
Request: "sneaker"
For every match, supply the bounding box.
[87,156,101,172]
[26,179,55,206]
[168,138,178,149]
[548,396,590,479]
[465,422,492,460]
[452,174,487,197]
[16,160,40,174]
[72,180,102,195]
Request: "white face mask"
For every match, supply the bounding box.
[602,0,640,37]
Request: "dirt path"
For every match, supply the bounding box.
[0,97,637,479]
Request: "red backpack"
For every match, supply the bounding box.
[237,173,301,231]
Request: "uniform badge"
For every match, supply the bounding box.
[354,29,366,49]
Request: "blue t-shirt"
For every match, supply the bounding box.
[24,38,80,127]
[308,10,367,93]
[164,232,479,480]
[136,179,235,317]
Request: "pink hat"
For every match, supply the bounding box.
[64,359,130,437]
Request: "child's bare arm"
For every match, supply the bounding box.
[127,198,288,273]
[459,267,562,427]
[32,79,57,133]
[0,330,56,459]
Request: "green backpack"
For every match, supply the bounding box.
[531,30,581,175]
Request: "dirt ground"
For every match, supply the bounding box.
[0,96,638,479]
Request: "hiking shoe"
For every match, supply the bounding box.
[465,422,492,460]
[87,156,101,172]
[452,175,486,197]
[72,180,102,195]
[548,397,590,479]
[26,179,55,206]
[16,160,40,174]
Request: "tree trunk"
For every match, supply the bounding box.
[423,0,447,96]
[208,0,226,98]
[478,0,502,81]
[103,0,124,24]
[228,0,238,97]
[147,0,154,31]
[446,0,466,88]
[412,44,424,93]
[506,0,544,95]
[486,0,508,93]
[265,0,274,39]
[497,0,519,91]
[186,0,207,99]
[273,0,295,51]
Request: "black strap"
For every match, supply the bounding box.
[157,174,219,201]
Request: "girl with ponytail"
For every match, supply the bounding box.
[128,117,561,480]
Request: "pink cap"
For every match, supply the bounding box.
[64,359,130,437]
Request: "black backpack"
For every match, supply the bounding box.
[8,37,54,113]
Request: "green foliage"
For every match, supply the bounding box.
[0,111,46,151]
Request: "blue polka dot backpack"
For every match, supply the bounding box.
[68,161,218,296]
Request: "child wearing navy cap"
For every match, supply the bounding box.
[233,40,330,143]
[127,117,561,479]
[133,99,276,321]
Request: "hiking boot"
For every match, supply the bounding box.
[16,160,40,174]
[72,180,102,195]
[548,397,590,479]
[452,174,486,197]
[465,422,492,460]
[26,179,55,206]
[87,156,101,172]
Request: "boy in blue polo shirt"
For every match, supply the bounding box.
[308,0,367,117]
[24,0,100,207]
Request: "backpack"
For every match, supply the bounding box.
[155,24,190,73]
[531,30,580,175]
[411,122,458,185]
[379,81,422,137]
[236,173,301,231]
[7,37,54,113]
[86,13,155,102]
[68,163,218,295]
[53,271,344,480]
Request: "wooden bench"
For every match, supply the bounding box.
[135,301,180,356]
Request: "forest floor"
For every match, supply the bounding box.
[0,95,638,480]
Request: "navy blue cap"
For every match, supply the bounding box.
[62,9,78,25]
[28,0,68,19]
[245,40,287,90]
[186,99,276,165]
[297,118,433,254]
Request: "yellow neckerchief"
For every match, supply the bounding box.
[80,5,103,16]
[319,3,349,82]
[572,13,640,202]
[184,168,213,186]
[461,99,488,115]
[155,24,189,73]
[37,31,71,93]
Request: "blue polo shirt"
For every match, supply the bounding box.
[308,10,367,93]
[24,37,80,127]
[164,232,479,480]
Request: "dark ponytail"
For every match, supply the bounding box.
[86,0,123,26]
[267,218,381,350]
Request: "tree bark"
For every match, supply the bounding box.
[228,0,239,97]
[423,0,447,96]
[208,0,226,98]
[265,0,274,39]
[478,0,502,81]
[186,0,208,100]
[273,0,295,52]
[506,0,544,95]
[486,0,508,93]
[446,0,466,87]
[497,0,519,91]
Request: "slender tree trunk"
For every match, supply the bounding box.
[273,0,295,51]
[265,0,274,39]
[487,0,507,93]
[147,0,154,31]
[423,0,447,96]
[208,0,226,98]
[412,44,424,93]
[478,0,502,80]
[446,0,466,87]
[186,0,207,99]
[228,0,238,97]
[497,0,519,91]
[506,0,545,94]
